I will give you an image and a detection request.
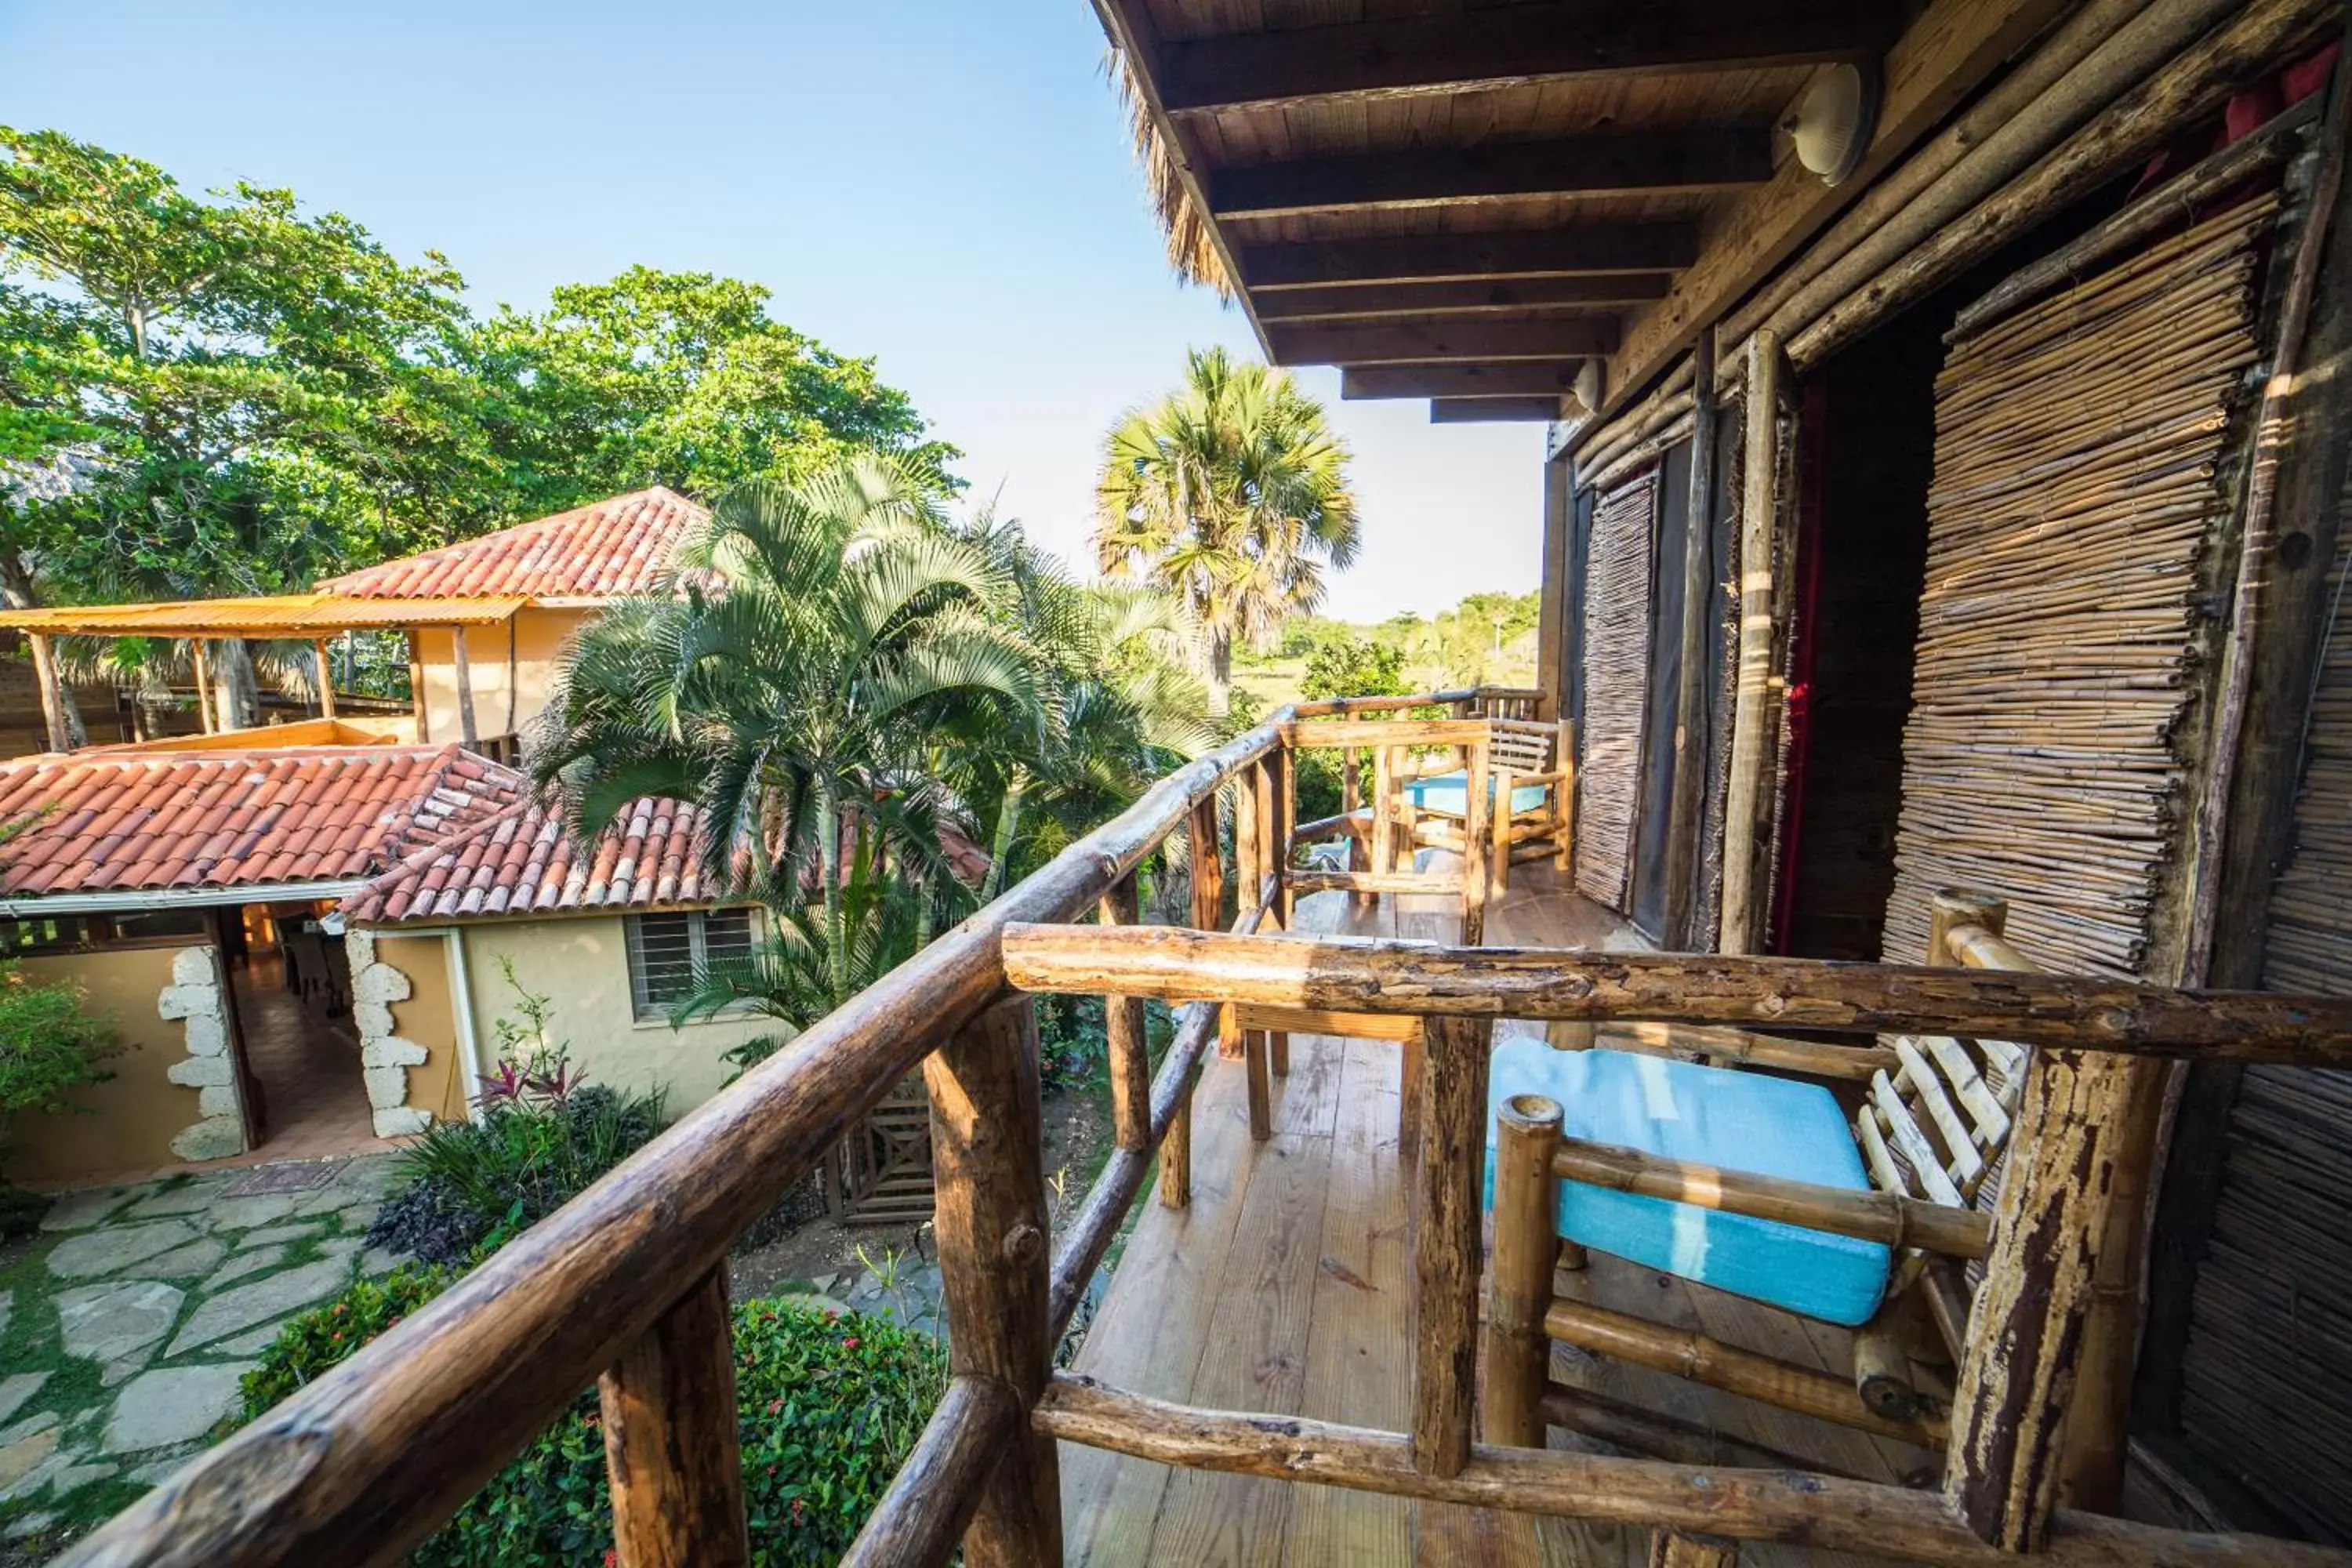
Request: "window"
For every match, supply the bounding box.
[624,908,756,1021]
[0,908,208,956]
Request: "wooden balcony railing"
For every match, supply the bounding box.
[59,686,2352,1568]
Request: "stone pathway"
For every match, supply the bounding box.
[0,1156,410,1537]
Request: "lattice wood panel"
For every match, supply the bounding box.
[839,1073,935,1225]
[1882,197,2274,976]
[1574,470,1660,909]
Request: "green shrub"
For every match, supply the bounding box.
[0,958,119,1235]
[239,1281,944,1567]
[239,1261,452,1414]
[1298,631,1405,703]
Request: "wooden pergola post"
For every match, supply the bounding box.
[450,624,481,748]
[191,637,216,735]
[924,995,1062,1566]
[24,631,70,752]
[599,1267,750,1567]
[313,638,337,720]
[1662,325,1720,949]
[1719,329,1782,956]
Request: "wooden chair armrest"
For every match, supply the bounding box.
[1549,1135,1991,1259]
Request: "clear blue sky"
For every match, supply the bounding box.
[0,0,1547,621]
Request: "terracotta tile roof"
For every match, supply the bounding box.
[342,795,723,924]
[0,746,529,899]
[314,487,710,602]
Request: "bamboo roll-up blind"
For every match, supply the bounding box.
[2182,470,2352,1541]
[1881,196,2276,976]
[1574,469,1661,909]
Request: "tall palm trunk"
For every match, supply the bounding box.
[212,638,261,731]
[1206,624,1232,718]
[815,789,848,1009]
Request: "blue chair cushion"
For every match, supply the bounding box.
[1403,769,1551,818]
[1482,1040,1891,1326]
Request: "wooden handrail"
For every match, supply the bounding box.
[61,712,1293,1568]
[841,1377,1018,1567]
[996,924,2352,1063]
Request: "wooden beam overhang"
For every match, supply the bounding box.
[1269,318,1619,368]
[1241,228,1697,289]
[1155,0,1889,116]
[1252,276,1670,324]
[1343,365,1588,399]
[1430,398,1566,423]
[1208,130,1773,220]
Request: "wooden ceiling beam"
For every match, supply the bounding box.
[1254,276,1671,323]
[1243,227,1697,289]
[1158,0,1889,116]
[1210,130,1772,219]
[1342,365,1591,399]
[1591,0,2075,431]
[1271,318,1619,367]
[1430,398,1566,423]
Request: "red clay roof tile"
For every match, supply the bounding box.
[0,745,528,904]
[314,488,710,602]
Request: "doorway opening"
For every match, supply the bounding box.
[213,903,379,1158]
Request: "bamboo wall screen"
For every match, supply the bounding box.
[1574,469,1660,909]
[2181,471,2352,1542]
[1882,197,2274,975]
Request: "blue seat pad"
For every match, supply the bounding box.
[1483,1040,1891,1326]
[1402,769,1551,818]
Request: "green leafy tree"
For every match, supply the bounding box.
[1094,347,1359,717]
[532,455,1045,1007]
[459,267,958,528]
[1298,630,1406,703]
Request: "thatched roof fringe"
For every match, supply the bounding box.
[1104,44,1233,298]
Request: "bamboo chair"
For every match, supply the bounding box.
[1396,719,1573,895]
[1482,891,2026,1463]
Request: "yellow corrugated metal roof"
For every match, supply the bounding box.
[0,593,528,637]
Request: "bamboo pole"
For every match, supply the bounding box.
[1719,331,1781,954]
[924,996,1061,1566]
[1487,1094,1561,1449]
[1412,1014,1494,1478]
[599,1268,750,1568]
[1538,1385,1846,1477]
[1544,1298,1945,1447]
[1033,1374,2347,1566]
[1550,1137,1991,1259]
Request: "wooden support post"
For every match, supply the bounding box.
[191,638,216,735]
[1099,874,1149,1152]
[1719,330,1781,956]
[1555,717,1577,873]
[1487,1092,1562,1449]
[1663,325,1719,950]
[599,1267,750,1568]
[1245,1025,1273,1142]
[1851,1298,1923,1425]
[406,628,427,742]
[1490,759,1517,905]
[1460,736,1493,947]
[1412,1014,1494,1478]
[924,995,1062,1567]
[1258,753,1290,1075]
[313,638,337,720]
[1399,1025,1425,1163]
[1371,746,1398,889]
[25,632,69,752]
[1166,798,1219,1211]
[451,623,480,748]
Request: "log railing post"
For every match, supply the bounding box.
[1486,1092,1562,1449]
[600,1266,751,1568]
[924,995,1062,1567]
[1168,797,1222,1211]
[1938,887,2144,1550]
[1412,1014,1494,1478]
[1460,735,1493,948]
[1372,746,1398,887]
[1099,873,1149,1152]
[1261,748,1290,1076]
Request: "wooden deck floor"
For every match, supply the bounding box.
[1059,859,1929,1566]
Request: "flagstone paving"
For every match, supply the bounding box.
[0,1155,411,1537]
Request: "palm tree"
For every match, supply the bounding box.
[1094,347,1361,715]
[532,454,1046,1006]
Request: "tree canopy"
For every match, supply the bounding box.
[0,127,954,616]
